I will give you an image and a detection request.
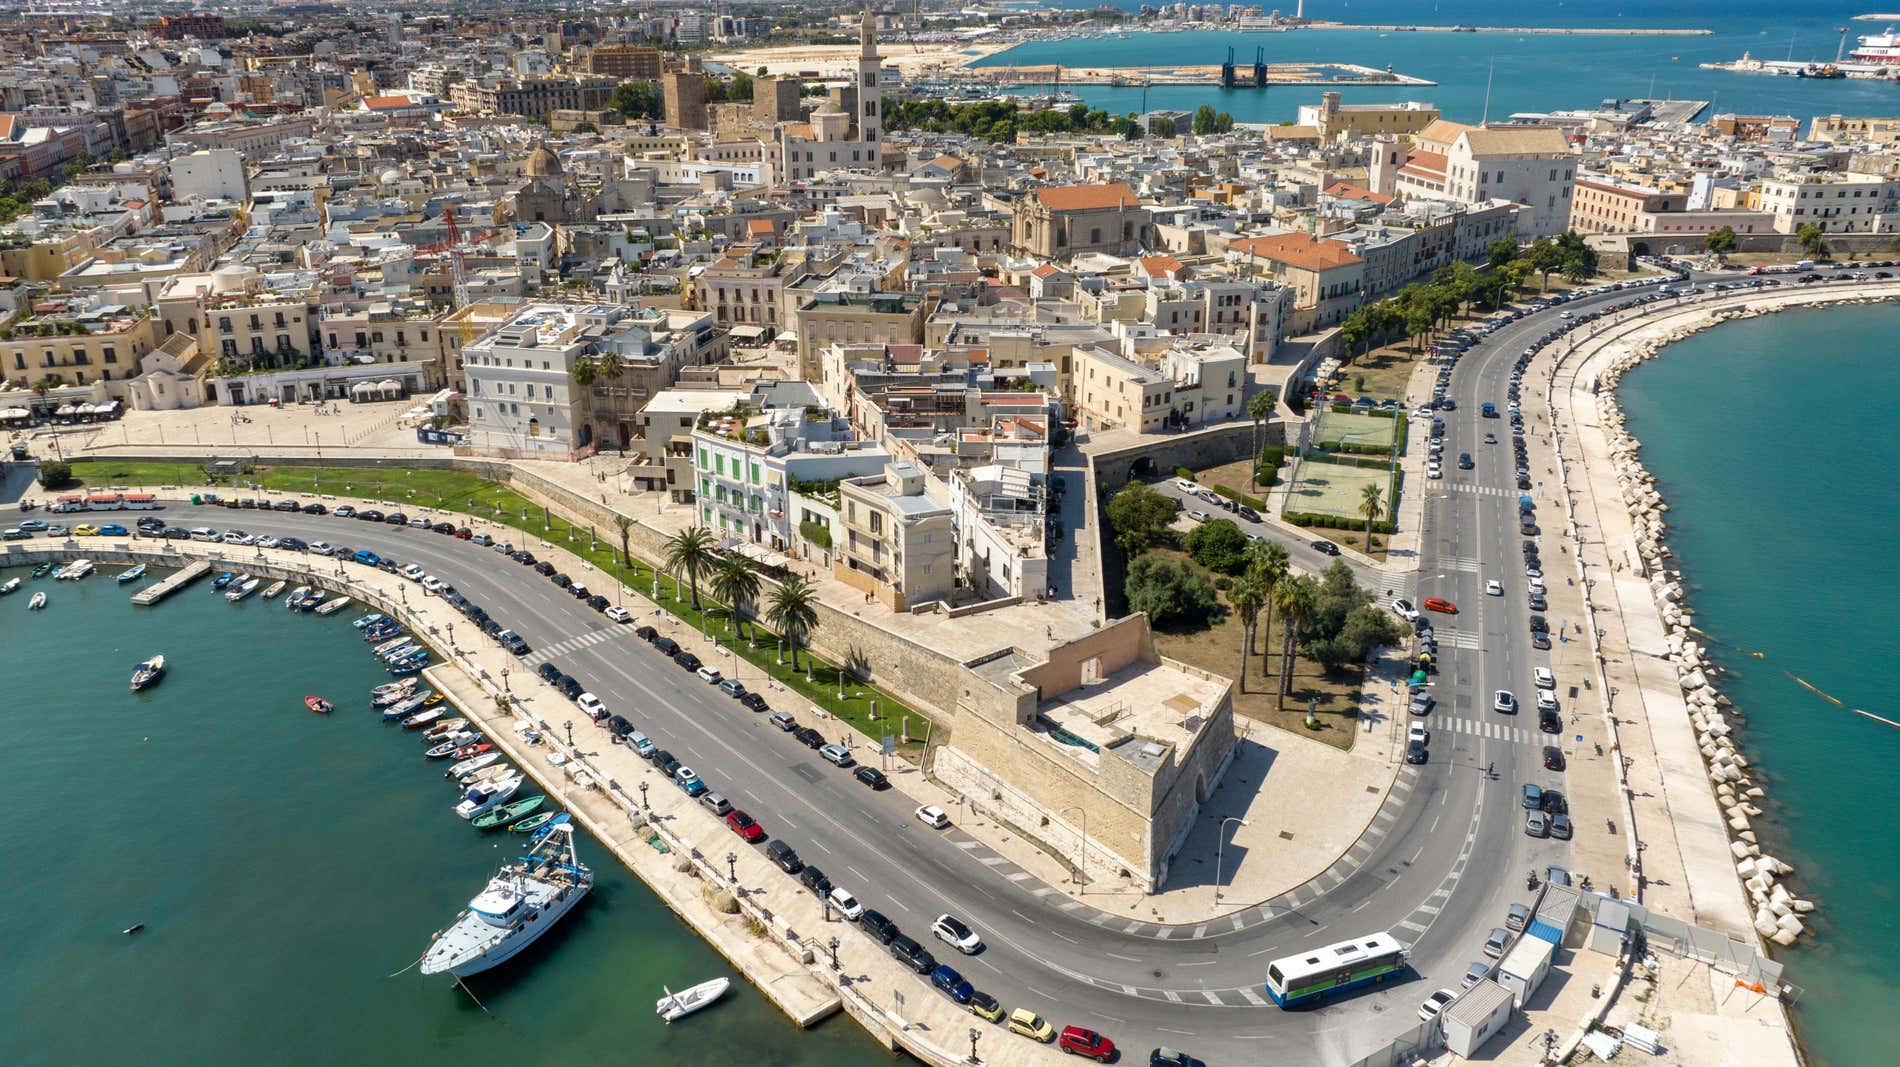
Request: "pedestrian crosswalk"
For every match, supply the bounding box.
[522,627,623,665]
[1445,483,1516,497]
[1427,715,1537,745]
[1438,555,1483,573]
[1432,629,1484,650]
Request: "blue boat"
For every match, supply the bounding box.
[295,593,323,612]
[211,572,236,590]
[388,658,429,677]
[379,642,422,663]
[352,613,386,630]
[117,564,148,584]
[363,624,404,642]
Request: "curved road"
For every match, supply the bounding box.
[11,265,1838,1064]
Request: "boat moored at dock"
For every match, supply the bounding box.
[117,565,147,584]
[419,820,592,977]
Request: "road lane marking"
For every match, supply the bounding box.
[1238,987,1269,1006]
[1105,952,1141,962]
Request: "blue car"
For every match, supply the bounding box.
[930,964,974,1004]
[97,523,129,536]
[353,549,382,567]
[674,766,707,797]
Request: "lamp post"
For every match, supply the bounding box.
[726,851,737,883]
[1059,805,1088,894]
[968,1027,980,1065]
[501,667,510,692]
[564,719,574,747]
[827,935,840,971]
[1214,816,1249,905]
[639,781,649,809]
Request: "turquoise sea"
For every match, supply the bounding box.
[1617,303,1900,1067]
[0,570,889,1067]
[977,2,1900,124]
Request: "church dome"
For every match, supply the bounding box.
[524,142,563,178]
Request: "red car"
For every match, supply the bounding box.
[1423,596,1458,614]
[1057,1026,1116,1061]
[725,809,766,843]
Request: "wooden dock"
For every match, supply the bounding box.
[131,560,210,605]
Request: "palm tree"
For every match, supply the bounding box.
[1246,540,1289,682]
[1274,575,1318,711]
[1358,483,1384,551]
[663,525,717,610]
[766,576,819,671]
[1230,580,1263,694]
[612,513,634,566]
[708,553,760,637]
[1246,389,1276,492]
[570,353,599,389]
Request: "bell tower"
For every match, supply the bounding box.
[857,5,882,144]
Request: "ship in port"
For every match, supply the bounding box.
[1850,29,1900,64]
[419,817,592,978]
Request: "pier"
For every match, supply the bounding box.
[130,558,208,605]
[965,58,1432,89]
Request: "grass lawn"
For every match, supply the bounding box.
[1142,550,1366,750]
[1195,456,1272,503]
[65,459,928,762]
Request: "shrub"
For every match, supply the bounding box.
[1185,518,1249,575]
[1282,511,1397,534]
[798,519,831,549]
[1175,466,1195,480]
[1210,484,1266,510]
[1124,552,1222,627]
[1213,575,1233,593]
[37,460,72,489]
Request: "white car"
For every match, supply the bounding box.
[1537,691,1559,713]
[309,540,333,555]
[421,576,445,593]
[604,605,632,623]
[931,913,983,955]
[576,693,608,721]
[1408,722,1429,746]
[1174,479,1197,494]
[695,666,723,685]
[221,531,253,545]
[402,563,425,581]
[1533,667,1555,690]
[1427,464,1443,479]
[256,536,280,549]
[1392,598,1420,621]
[408,516,431,529]
[1486,579,1504,596]
[1527,577,1547,596]
[1525,564,1543,580]
[1493,690,1518,714]
[1185,509,1212,523]
[1419,988,1457,1022]
[828,886,864,921]
[914,804,950,830]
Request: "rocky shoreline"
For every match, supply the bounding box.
[1586,292,1898,947]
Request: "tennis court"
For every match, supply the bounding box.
[1310,408,1400,451]
[1285,458,1391,520]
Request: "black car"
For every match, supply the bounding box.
[559,677,584,700]
[303,502,327,514]
[357,510,384,522]
[673,651,702,672]
[739,692,769,712]
[1540,788,1568,814]
[853,766,889,790]
[432,521,456,534]
[478,618,502,637]
[766,840,802,874]
[657,754,682,779]
[1531,631,1552,650]
[861,909,900,945]
[635,625,659,642]
[1406,740,1429,765]
[1528,594,1548,612]
[1151,1049,1208,1067]
[386,512,407,524]
[1540,711,1561,735]
[653,636,680,656]
[514,551,536,565]
[793,726,826,750]
[799,865,832,897]
[1543,745,1565,771]
[533,561,556,576]
[238,498,256,509]
[1311,539,1340,556]
[586,594,609,611]
[887,935,935,975]
[499,631,530,655]
[163,526,192,540]
[549,573,571,589]
[273,499,301,511]
[1529,614,1549,633]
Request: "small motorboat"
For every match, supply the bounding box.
[352,613,386,629]
[117,565,147,584]
[447,741,491,760]
[305,695,334,714]
[372,635,413,657]
[657,978,730,1023]
[379,642,421,663]
[470,795,545,831]
[284,585,310,608]
[130,655,166,691]
[424,736,480,759]
[295,592,323,612]
[0,577,19,595]
[382,693,429,721]
[421,718,469,742]
[28,591,47,610]
[388,659,426,677]
[371,677,418,699]
[454,773,523,820]
[211,571,236,590]
[510,811,556,835]
[363,623,404,642]
[262,580,286,599]
[421,692,445,708]
[447,751,502,780]
[401,707,445,730]
[225,577,260,602]
[30,562,53,579]
[60,559,93,581]
[314,596,351,616]
[458,764,513,790]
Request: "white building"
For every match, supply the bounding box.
[1385,120,1576,238]
[693,390,892,551]
[461,303,628,457]
[1756,172,1900,234]
[169,149,247,202]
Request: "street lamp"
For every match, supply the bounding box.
[501,667,510,692]
[726,851,738,883]
[968,1027,980,1065]
[564,719,574,747]
[639,781,649,809]
[1214,816,1249,904]
[827,935,840,971]
[1059,805,1088,894]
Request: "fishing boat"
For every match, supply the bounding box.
[382,693,429,721]
[421,718,469,742]
[509,812,556,835]
[470,795,545,831]
[379,641,421,662]
[447,741,491,760]
[418,820,592,977]
[225,577,260,602]
[60,559,93,581]
[352,613,386,629]
[372,686,419,709]
[28,591,47,610]
[0,577,19,595]
[401,707,445,730]
[30,562,53,579]
[424,736,481,759]
[363,623,403,642]
[262,579,285,599]
[314,596,351,616]
[421,692,445,708]
[116,565,147,584]
[458,763,512,789]
[285,585,310,608]
[372,635,413,657]
[657,978,730,1023]
[211,571,236,590]
[305,695,334,714]
[447,751,502,780]
[454,773,523,819]
[371,677,419,701]
[130,654,166,691]
[388,658,427,677]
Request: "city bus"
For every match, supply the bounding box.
[1263,932,1407,1008]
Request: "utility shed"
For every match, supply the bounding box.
[1589,896,1632,957]
[1532,883,1583,947]
[1497,933,1557,1007]
[1442,979,1514,1057]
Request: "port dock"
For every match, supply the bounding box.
[964,59,1433,89]
[131,559,209,605]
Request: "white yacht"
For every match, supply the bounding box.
[420,820,593,977]
[454,773,523,820]
[58,559,93,581]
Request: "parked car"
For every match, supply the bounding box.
[1418,988,1457,1023]
[768,711,798,732]
[1007,1009,1056,1043]
[853,766,889,790]
[766,840,802,874]
[861,909,900,945]
[931,964,975,1004]
[888,935,935,975]
[726,810,765,843]
[915,805,950,829]
[819,743,854,768]
[694,667,723,686]
[1482,927,1510,960]
[931,914,983,955]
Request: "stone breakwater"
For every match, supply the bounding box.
[1586,292,1900,947]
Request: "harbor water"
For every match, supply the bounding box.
[1616,304,1900,1067]
[0,568,890,1066]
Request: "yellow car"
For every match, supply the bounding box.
[1007,1008,1054,1042]
[967,991,1005,1023]
[73,524,101,536]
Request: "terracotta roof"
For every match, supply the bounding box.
[0,115,16,141]
[783,123,814,139]
[1323,181,1394,205]
[363,94,416,110]
[1031,264,1062,279]
[1416,118,1475,148]
[1462,126,1570,156]
[1033,182,1140,212]
[1229,233,1362,272]
[746,218,775,234]
[929,154,961,170]
[1138,254,1186,278]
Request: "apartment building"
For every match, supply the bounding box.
[1386,120,1576,237]
[451,76,617,119]
[1757,173,1900,234]
[1226,232,1365,332]
[835,461,955,611]
[583,45,665,80]
[693,395,891,551]
[793,290,926,380]
[0,300,156,394]
[1072,344,1174,434]
[155,268,315,371]
[1296,92,1441,143]
[461,303,615,457]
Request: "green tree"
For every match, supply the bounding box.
[1797,222,1830,260]
[1124,552,1220,626]
[37,459,72,488]
[1247,389,1277,491]
[1528,238,1566,291]
[1230,579,1263,693]
[1106,482,1178,555]
[1192,104,1218,135]
[612,513,634,566]
[1485,237,1520,268]
[570,352,599,389]
[1185,518,1249,575]
[766,575,819,670]
[1273,574,1318,709]
[1358,482,1384,550]
[727,70,753,104]
[609,80,662,120]
[1705,225,1738,258]
[709,553,761,636]
[1245,539,1289,682]
[1404,302,1435,353]
[662,524,717,610]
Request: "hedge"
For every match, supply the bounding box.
[1283,511,1398,534]
[1328,441,1394,457]
[1211,484,1266,510]
[1175,466,1195,480]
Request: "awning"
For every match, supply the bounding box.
[0,408,29,420]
